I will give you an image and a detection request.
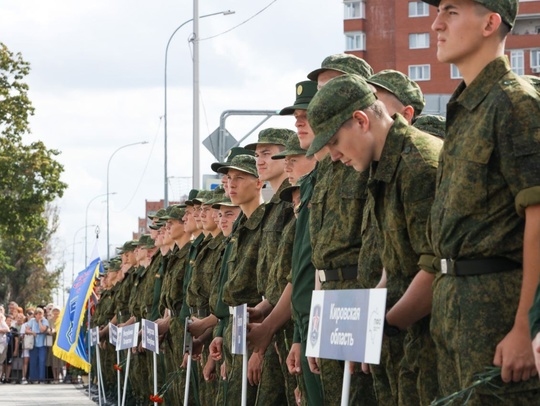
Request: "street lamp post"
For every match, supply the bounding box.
[164,9,234,199]
[85,192,116,266]
[71,225,96,285]
[106,141,148,260]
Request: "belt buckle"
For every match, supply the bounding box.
[441,259,449,274]
[441,258,455,275]
[318,269,326,283]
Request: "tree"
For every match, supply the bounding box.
[0,42,68,305]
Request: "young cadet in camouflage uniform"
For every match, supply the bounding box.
[186,188,227,405]
[406,0,540,403]
[177,189,209,406]
[359,69,440,404]
[157,205,191,405]
[248,80,322,406]
[306,54,376,406]
[243,128,295,406]
[207,199,242,406]
[94,262,119,401]
[307,74,442,405]
[206,148,255,405]
[125,234,156,405]
[215,155,265,405]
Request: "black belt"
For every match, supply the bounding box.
[435,257,520,276]
[318,265,358,283]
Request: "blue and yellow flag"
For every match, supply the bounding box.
[53,257,102,372]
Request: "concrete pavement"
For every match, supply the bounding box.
[0,383,98,405]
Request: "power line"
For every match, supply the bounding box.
[199,0,278,41]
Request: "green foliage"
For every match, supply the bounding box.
[0,42,68,305]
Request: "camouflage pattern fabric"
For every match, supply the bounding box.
[428,57,540,403]
[257,178,294,297]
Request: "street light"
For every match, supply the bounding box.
[106,141,148,260]
[71,225,96,285]
[85,192,116,266]
[164,9,235,200]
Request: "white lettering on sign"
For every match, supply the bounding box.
[330,329,355,346]
[329,303,361,324]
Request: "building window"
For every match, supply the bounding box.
[530,49,540,72]
[510,50,524,75]
[345,31,366,51]
[409,2,429,17]
[450,64,462,79]
[344,1,365,19]
[409,33,430,49]
[409,64,431,81]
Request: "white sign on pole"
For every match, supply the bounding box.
[141,319,159,354]
[90,327,99,347]
[116,322,140,351]
[231,304,247,355]
[109,323,118,346]
[305,289,387,364]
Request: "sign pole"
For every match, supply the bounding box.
[95,344,103,406]
[121,350,132,406]
[116,351,121,406]
[341,360,351,406]
[153,352,158,406]
[183,317,193,405]
[183,354,192,405]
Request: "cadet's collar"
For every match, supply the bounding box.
[456,56,510,112]
[270,178,292,204]
[208,232,225,249]
[244,203,265,230]
[372,114,408,184]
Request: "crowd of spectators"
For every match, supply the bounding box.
[0,301,65,384]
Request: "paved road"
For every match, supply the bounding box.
[0,383,98,405]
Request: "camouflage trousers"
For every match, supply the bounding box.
[399,317,438,406]
[221,319,258,405]
[170,317,200,406]
[431,272,540,405]
[273,322,299,406]
[198,342,218,406]
[319,358,376,406]
[300,338,323,406]
[128,349,149,405]
[370,331,405,406]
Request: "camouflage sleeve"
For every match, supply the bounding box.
[401,158,437,266]
[515,186,540,218]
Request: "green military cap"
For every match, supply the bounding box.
[149,220,166,230]
[272,131,307,160]
[307,53,374,81]
[133,234,151,246]
[244,128,295,150]
[413,114,446,139]
[204,185,226,206]
[422,0,517,28]
[279,184,300,203]
[212,197,239,209]
[142,235,156,249]
[108,258,122,273]
[306,74,377,157]
[160,204,186,221]
[184,189,199,206]
[216,154,259,178]
[279,81,318,115]
[366,70,425,117]
[117,240,137,254]
[211,147,255,173]
[147,208,165,220]
[192,190,212,205]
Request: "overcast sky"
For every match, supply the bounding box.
[0,0,344,305]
